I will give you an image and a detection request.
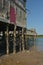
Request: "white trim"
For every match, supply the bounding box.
[16,20,26,28]
[0,16,10,23]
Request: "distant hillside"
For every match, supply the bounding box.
[37,35,43,38]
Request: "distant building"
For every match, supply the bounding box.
[25,29,37,50]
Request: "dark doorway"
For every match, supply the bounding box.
[16,34,20,52]
[8,33,14,53]
[8,24,14,54]
[16,26,22,53]
[0,22,7,56]
[0,32,6,56]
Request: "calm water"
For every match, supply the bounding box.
[36,38,43,51]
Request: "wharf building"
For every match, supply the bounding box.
[0,0,37,56]
[0,0,26,55]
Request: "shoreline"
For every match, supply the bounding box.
[0,46,43,65]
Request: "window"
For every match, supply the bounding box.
[0,0,2,9]
[0,0,5,11]
[19,0,26,7]
[16,7,18,15]
[20,10,22,18]
[2,0,5,9]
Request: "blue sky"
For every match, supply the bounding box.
[26,0,43,34]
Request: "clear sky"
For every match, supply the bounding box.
[26,0,43,35]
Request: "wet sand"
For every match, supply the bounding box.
[0,46,43,65]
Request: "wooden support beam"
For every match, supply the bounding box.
[5,25,9,54]
[13,25,16,54]
[22,28,24,51]
[19,32,22,52]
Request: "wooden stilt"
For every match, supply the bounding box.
[13,25,16,54]
[22,28,24,51]
[20,33,21,52]
[5,25,9,54]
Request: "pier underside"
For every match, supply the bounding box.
[0,22,7,55]
[0,22,35,56]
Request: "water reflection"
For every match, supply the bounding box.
[26,37,35,50]
[36,38,43,51]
